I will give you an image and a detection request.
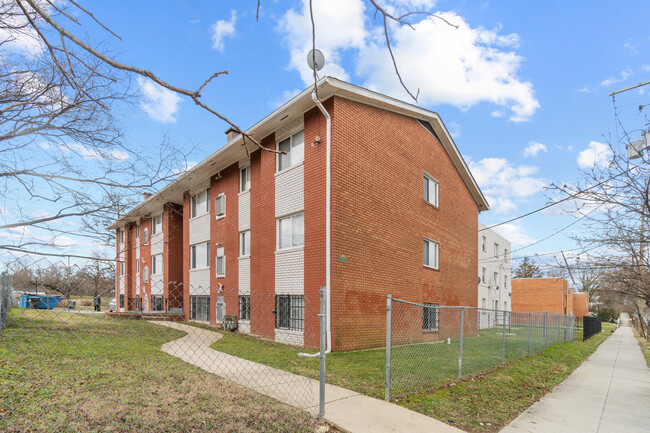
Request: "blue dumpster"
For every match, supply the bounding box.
[19,295,63,309]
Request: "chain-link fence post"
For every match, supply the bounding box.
[545,312,549,348]
[458,307,464,378]
[528,313,533,355]
[0,272,8,331]
[318,286,326,420]
[384,294,392,401]
[501,310,506,365]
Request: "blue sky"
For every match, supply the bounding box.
[4,0,650,270]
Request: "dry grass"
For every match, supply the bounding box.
[633,328,650,367]
[0,309,320,433]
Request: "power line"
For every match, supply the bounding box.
[479,167,634,232]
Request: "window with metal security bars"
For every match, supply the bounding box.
[423,173,439,206]
[275,295,304,331]
[215,193,225,218]
[422,303,439,331]
[190,296,210,321]
[239,295,250,321]
[151,295,164,311]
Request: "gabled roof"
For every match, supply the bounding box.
[109,77,489,229]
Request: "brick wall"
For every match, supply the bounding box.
[573,292,589,317]
[511,278,569,314]
[164,204,183,310]
[329,96,479,351]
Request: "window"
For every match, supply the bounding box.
[190,296,210,321]
[152,254,163,275]
[240,230,251,257]
[494,242,499,257]
[119,229,124,243]
[190,242,210,269]
[136,223,140,239]
[423,173,439,206]
[215,193,226,218]
[239,295,251,321]
[504,275,508,289]
[504,248,508,260]
[423,238,439,269]
[481,267,486,283]
[275,295,304,331]
[136,261,140,274]
[191,188,210,218]
[422,302,439,331]
[278,213,304,249]
[240,166,250,192]
[277,130,305,171]
[152,214,163,234]
[142,227,149,245]
[143,266,149,283]
[482,298,487,309]
[119,295,125,309]
[215,247,225,277]
[504,301,508,311]
[493,272,499,287]
[151,295,164,312]
[119,261,124,275]
[481,236,486,252]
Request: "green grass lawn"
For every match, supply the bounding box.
[0,308,319,433]
[633,328,650,366]
[399,322,617,433]
[211,322,578,399]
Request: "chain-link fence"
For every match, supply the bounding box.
[0,253,327,433]
[385,296,577,399]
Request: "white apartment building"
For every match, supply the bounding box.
[478,223,511,312]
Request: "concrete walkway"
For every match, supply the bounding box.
[501,315,650,433]
[153,321,462,433]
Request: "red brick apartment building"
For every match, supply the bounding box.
[511,278,589,317]
[109,77,489,350]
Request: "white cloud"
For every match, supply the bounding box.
[59,143,129,161]
[357,11,539,122]
[469,157,546,199]
[623,40,637,54]
[492,223,535,246]
[0,206,7,217]
[172,161,197,176]
[600,69,631,87]
[523,141,547,158]
[485,196,517,214]
[0,1,44,56]
[279,0,367,84]
[577,141,612,169]
[211,10,237,52]
[137,77,182,123]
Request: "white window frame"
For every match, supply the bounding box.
[504,248,508,261]
[143,227,149,245]
[481,236,486,252]
[215,247,225,277]
[494,242,499,258]
[277,129,305,172]
[240,230,251,257]
[152,254,163,275]
[136,223,140,239]
[119,261,124,275]
[190,241,210,270]
[119,229,124,243]
[277,212,304,250]
[423,172,439,207]
[493,272,499,288]
[215,193,226,219]
[481,267,486,283]
[423,238,439,270]
[136,260,140,274]
[191,188,210,219]
[240,166,250,192]
[152,213,163,234]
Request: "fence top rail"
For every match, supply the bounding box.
[390,296,578,320]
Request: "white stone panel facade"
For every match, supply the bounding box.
[238,257,250,294]
[150,232,163,255]
[275,248,304,295]
[478,223,512,313]
[150,274,164,295]
[238,191,250,231]
[189,269,210,296]
[275,329,304,346]
[275,164,304,218]
[189,213,211,245]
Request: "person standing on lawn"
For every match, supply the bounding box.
[94,295,101,312]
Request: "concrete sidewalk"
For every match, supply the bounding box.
[501,317,650,433]
[153,321,462,433]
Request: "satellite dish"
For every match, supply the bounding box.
[307,49,325,71]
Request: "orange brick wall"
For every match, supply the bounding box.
[511,278,571,315]
[330,96,479,350]
[573,292,589,317]
[164,204,183,310]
